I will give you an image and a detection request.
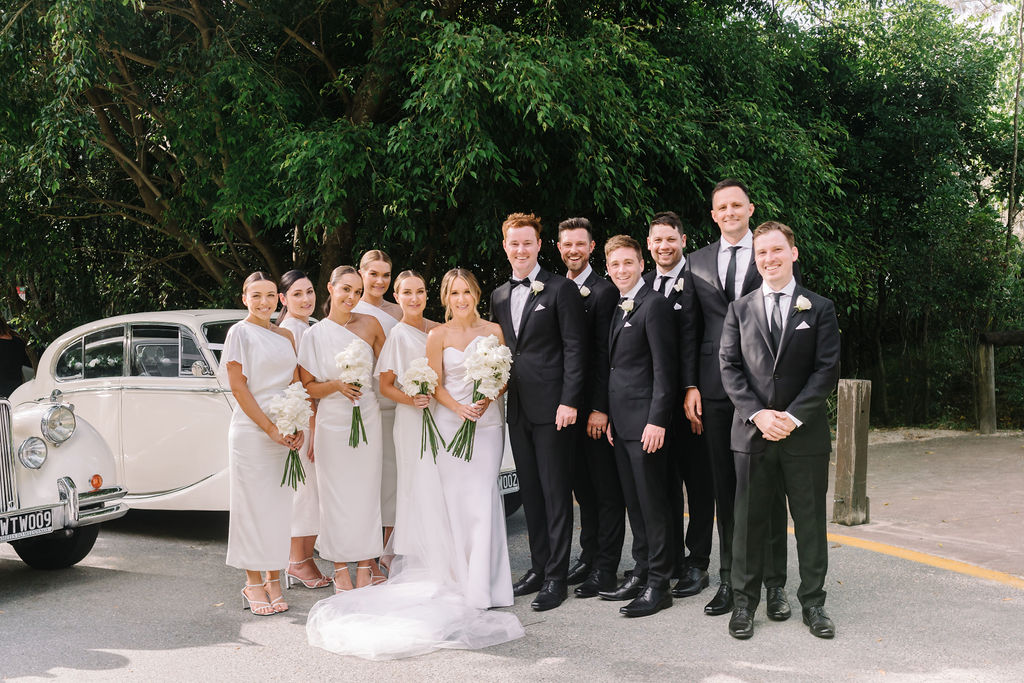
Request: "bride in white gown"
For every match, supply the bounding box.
[306,268,523,660]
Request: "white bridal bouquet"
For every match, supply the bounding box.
[267,381,314,490]
[336,341,374,447]
[448,335,512,462]
[398,357,446,462]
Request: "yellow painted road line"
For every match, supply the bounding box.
[823,529,1024,591]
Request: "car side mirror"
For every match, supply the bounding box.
[191,361,213,377]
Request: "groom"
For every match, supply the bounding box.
[491,212,587,611]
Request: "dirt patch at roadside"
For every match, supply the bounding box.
[867,427,1024,445]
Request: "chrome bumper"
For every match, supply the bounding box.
[58,476,128,527]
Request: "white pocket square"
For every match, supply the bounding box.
[795,321,811,330]
[673,302,682,310]
[624,321,633,328]
[535,303,545,311]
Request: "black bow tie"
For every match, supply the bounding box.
[510,277,531,288]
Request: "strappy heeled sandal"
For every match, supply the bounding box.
[263,578,289,613]
[241,584,274,616]
[285,557,331,589]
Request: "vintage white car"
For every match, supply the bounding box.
[1,395,128,568]
[10,311,520,513]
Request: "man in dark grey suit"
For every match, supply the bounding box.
[599,234,676,617]
[491,212,587,612]
[556,218,625,598]
[679,179,790,618]
[719,221,840,640]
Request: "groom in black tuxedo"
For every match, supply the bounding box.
[491,212,587,612]
[599,234,676,617]
[719,221,840,640]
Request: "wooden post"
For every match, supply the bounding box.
[977,342,997,435]
[833,379,871,526]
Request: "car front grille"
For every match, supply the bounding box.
[0,400,16,512]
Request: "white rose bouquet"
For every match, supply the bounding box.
[336,341,374,447]
[448,335,512,461]
[266,381,314,490]
[399,358,446,462]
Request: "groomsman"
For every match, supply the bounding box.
[556,218,625,598]
[599,234,676,617]
[492,212,587,611]
[641,211,715,599]
[680,179,791,618]
[719,221,840,639]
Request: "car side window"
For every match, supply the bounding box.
[130,325,180,378]
[84,327,125,379]
[56,339,84,380]
[180,330,206,376]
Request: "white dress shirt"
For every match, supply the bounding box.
[653,258,685,298]
[570,263,594,288]
[511,263,542,335]
[751,276,801,427]
[717,230,753,300]
[619,279,645,318]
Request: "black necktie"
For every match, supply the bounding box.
[656,275,669,295]
[725,246,740,302]
[510,277,530,288]
[770,292,784,354]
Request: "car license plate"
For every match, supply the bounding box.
[0,508,54,543]
[498,471,519,494]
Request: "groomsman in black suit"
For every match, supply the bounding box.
[556,218,625,598]
[641,211,715,600]
[599,234,676,617]
[491,212,587,611]
[719,221,840,640]
[680,179,791,618]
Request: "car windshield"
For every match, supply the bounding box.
[202,321,236,363]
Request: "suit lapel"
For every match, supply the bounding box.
[740,253,761,297]
[494,283,516,349]
[704,244,730,306]
[516,268,548,344]
[750,290,773,357]
[774,285,806,366]
[610,286,646,352]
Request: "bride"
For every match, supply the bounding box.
[306,268,523,659]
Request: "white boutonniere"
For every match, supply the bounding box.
[579,285,591,298]
[619,298,634,318]
[673,279,685,293]
[794,295,812,312]
[530,280,545,295]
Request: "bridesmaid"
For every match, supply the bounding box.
[277,270,331,590]
[376,271,440,550]
[353,250,401,563]
[298,265,387,592]
[222,272,305,616]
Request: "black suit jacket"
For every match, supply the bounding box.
[719,285,840,455]
[491,267,587,425]
[607,285,677,440]
[579,269,618,415]
[643,268,689,394]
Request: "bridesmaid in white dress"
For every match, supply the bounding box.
[426,268,515,610]
[277,270,331,590]
[376,271,440,548]
[298,265,387,592]
[354,250,401,566]
[222,272,306,616]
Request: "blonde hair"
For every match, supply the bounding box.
[752,220,796,247]
[324,265,360,316]
[439,268,481,322]
[359,249,392,271]
[604,234,643,260]
[393,269,426,291]
[242,271,275,293]
[501,212,542,239]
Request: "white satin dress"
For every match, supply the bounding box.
[297,319,383,563]
[353,300,400,527]
[222,321,296,570]
[279,317,319,537]
[306,335,522,660]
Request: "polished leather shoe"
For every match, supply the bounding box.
[566,558,591,585]
[619,586,672,617]
[531,580,567,611]
[728,607,755,639]
[597,574,645,601]
[574,569,617,598]
[671,567,710,598]
[802,605,835,639]
[766,587,792,621]
[512,570,544,597]
[704,583,733,615]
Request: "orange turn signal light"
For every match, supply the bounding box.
[90,474,103,490]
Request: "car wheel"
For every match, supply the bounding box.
[11,525,101,570]
[502,491,522,517]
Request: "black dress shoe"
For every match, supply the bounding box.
[671,567,710,598]
[512,570,544,597]
[531,580,567,611]
[766,587,792,621]
[574,569,617,598]
[566,558,591,585]
[619,586,672,617]
[598,574,645,601]
[704,583,733,615]
[728,607,755,639]
[802,605,835,639]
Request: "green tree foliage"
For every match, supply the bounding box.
[0,0,1020,425]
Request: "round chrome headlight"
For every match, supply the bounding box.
[18,437,48,469]
[41,405,76,444]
